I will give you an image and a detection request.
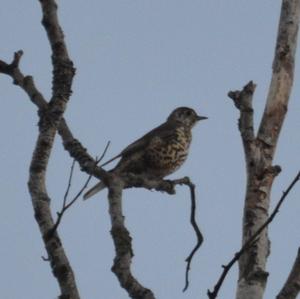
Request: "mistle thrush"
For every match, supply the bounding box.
[83,107,207,200]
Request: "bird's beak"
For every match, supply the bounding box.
[196,115,208,121]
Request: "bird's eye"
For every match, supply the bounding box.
[186,110,192,116]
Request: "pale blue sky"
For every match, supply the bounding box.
[1,1,300,299]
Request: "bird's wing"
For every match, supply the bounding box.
[121,121,177,155]
[100,121,176,167]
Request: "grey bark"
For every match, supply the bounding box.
[232,1,300,299]
[28,1,79,298]
[108,177,156,299]
[0,0,80,297]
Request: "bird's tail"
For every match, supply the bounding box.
[83,181,106,200]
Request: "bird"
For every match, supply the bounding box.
[83,107,207,200]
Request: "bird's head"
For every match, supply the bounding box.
[167,107,207,128]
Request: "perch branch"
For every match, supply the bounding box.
[207,171,300,299]
[124,174,188,193]
[276,247,300,299]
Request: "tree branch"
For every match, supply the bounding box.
[25,1,79,298]
[229,2,300,299]
[48,159,87,236]
[258,0,300,150]
[108,176,156,299]
[110,174,203,296]
[0,51,108,183]
[208,171,300,299]
[0,51,48,109]
[228,81,255,163]
[39,0,74,102]
[277,247,300,299]
[182,179,204,292]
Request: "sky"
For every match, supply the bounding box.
[1,1,300,299]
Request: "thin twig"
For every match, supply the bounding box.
[95,141,111,166]
[62,159,76,209]
[207,170,300,299]
[49,141,111,235]
[180,178,204,292]
[41,255,50,262]
[63,170,92,210]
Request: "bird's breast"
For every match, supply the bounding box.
[145,126,192,177]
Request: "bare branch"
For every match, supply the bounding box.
[24,1,79,298]
[64,142,111,210]
[123,174,190,194]
[182,179,204,292]
[228,81,255,162]
[108,176,156,299]
[0,21,83,299]
[49,161,91,236]
[0,50,23,75]
[39,0,75,102]
[228,81,255,138]
[50,142,111,235]
[230,2,300,299]
[208,171,300,299]
[63,159,76,208]
[0,51,48,109]
[258,0,300,150]
[122,175,204,292]
[0,50,109,184]
[277,248,300,299]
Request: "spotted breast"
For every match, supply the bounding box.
[145,126,192,177]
